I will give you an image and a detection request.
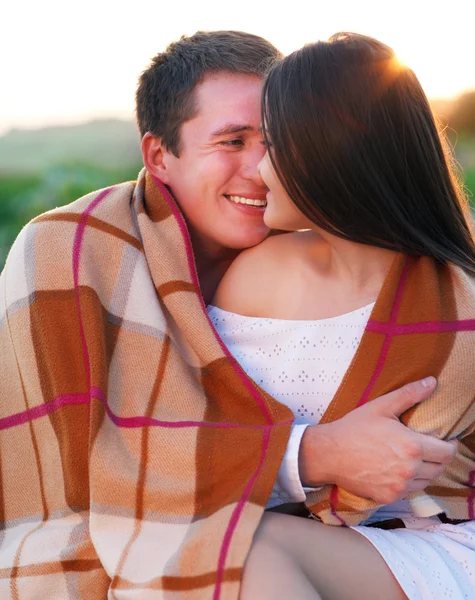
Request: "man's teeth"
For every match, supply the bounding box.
[227,195,267,207]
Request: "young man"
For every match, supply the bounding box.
[0,31,455,599]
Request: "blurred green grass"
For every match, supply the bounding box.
[0,162,143,269]
[464,168,475,201]
[0,119,143,269]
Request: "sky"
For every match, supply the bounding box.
[1,0,474,135]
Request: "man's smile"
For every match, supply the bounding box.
[224,194,267,207]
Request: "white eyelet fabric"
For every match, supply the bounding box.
[208,303,373,424]
[208,303,475,600]
[208,302,374,507]
[352,521,475,599]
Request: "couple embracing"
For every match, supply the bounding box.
[1,30,474,599]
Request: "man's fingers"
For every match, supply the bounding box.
[373,377,437,417]
[407,478,433,493]
[419,435,457,464]
[415,461,446,481]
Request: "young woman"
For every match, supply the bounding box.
[208,33,475,599]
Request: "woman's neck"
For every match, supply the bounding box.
[300,230,397,318]
[307,230,398,299]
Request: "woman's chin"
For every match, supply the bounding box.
[264,207,313,233]
[263,210,279,230]
[263,213,292,232]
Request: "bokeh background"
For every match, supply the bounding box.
[1,0,474,269]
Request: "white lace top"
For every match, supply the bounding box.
[207,303,413,521]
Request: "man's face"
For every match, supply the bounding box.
[160,73,269,254]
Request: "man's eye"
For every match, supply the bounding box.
[220,139,244,147]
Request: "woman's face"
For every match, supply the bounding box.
[258,150,314,231]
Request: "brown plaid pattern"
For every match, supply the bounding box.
[0,170,293,599]
[306,253,475,525]
[0,169,474,597]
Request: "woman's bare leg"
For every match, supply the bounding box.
[240,535,322,600]
[241,512,407,600]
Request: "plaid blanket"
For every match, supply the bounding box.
[1,168,474,598]
[306,252,475,525]
[0,169,293,599]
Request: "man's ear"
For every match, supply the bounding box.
[141,132,173,184]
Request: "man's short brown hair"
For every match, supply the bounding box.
[136,30,282,155]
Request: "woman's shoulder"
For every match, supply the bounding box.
[234,229,320,266]
[212,230,319,316]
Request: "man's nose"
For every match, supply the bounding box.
[241,144,266,185]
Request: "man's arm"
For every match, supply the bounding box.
[299,377,457,504]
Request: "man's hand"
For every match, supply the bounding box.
[299,377,458,504]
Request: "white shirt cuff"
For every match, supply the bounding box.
[274,424,310,503]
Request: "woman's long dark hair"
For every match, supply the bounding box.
[262,32,475,275]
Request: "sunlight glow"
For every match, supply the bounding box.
[1,0,474,134]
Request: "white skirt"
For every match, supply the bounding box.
[352,518,475,600]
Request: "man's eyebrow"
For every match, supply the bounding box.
[210,124,255,136]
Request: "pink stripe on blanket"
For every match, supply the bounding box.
[0,386,292,432]
[91,387,290,430]
[329,486,347,526]
[366,319,475,335]
[356,256,413,408]
[0,394,89,430]
[468,471,475,520]
[151,176,274,424]
[72,187,113,394]
[152,176,280,599]
[213,426,272,600]
[331,258,413,515]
